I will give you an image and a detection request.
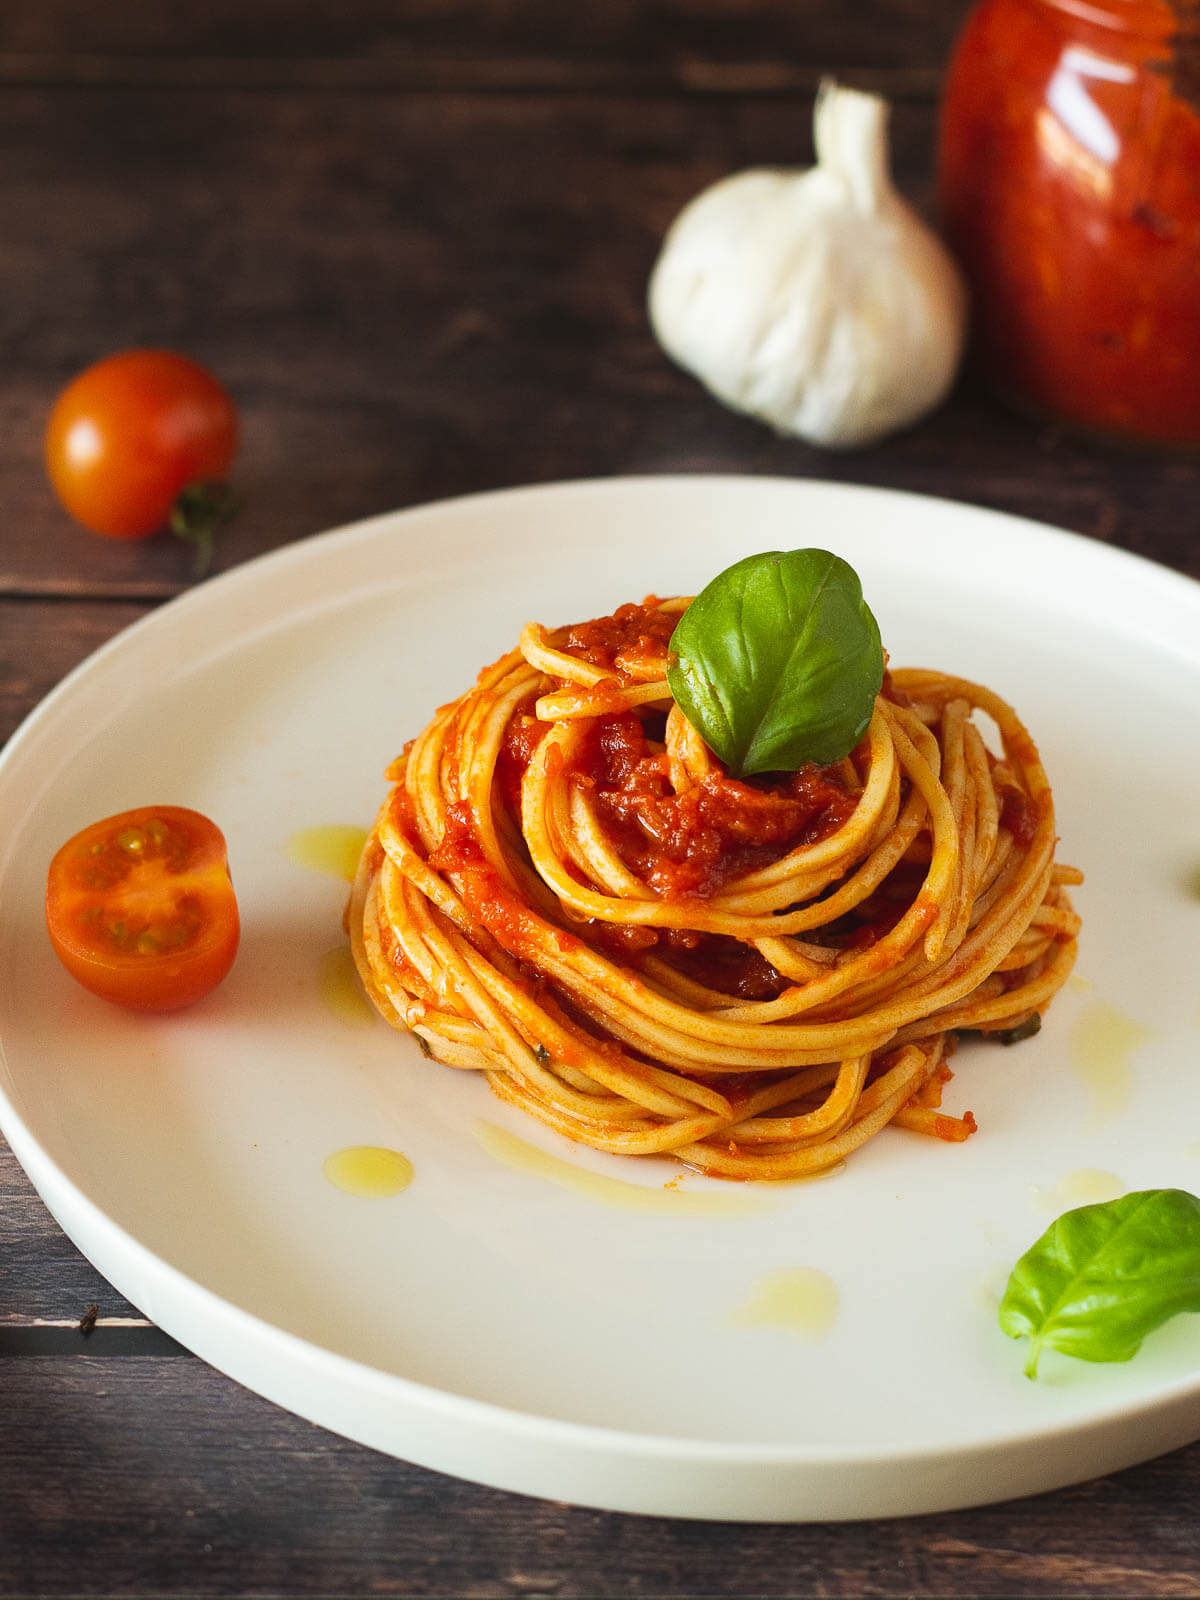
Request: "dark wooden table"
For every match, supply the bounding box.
[4,3,1200,1594]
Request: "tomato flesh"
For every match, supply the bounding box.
[45,806,239,1011]
[45,350,237,540]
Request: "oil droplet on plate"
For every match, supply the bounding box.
[323,1145,413,1197]
[732,1268,839,1340]
[288,824,368,882]
[1067,974,1094,995]
[1068,1001,1152,1128]
[1030,1168,1124,1213]
[474,1121,764,1216]
[319,945,375,1027]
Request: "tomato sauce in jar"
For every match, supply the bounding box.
[938,0,1200,446]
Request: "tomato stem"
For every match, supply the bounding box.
[169,480,241,578]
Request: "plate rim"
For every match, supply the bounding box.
[4,473,1200,1518]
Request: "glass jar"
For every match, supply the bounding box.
[938,0,1200,447]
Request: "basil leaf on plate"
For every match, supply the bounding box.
[666,548,883,777]
[998,1189,1200,1378]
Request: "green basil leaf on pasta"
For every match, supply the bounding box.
[666,548,883,776]
[998,1189,1200,1378]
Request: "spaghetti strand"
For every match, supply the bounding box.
[349,596,1078,1177]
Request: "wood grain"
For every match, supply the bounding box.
[0,600,152,743]
[2,86,1195,596]
[4,1357,1200,1596]
[1,1141,148,1322]
[4,2,1200,1591]
[0,0,968,80]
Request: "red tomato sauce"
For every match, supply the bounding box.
[429,799,582,962]
[583,920,790,1000]
[939,0,1200,444]
[429,605,867,1002]
[659,932,790,1000]
[567,711,858,900]
[999,785,1037,849]
[556,599,676,674]
[495,713,550,810]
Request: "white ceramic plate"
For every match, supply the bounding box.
[2,476,1200,1521]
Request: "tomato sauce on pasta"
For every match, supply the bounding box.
[347,594,1080,1178]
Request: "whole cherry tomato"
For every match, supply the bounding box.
[45,350,238,566]
[45,806,240,1012]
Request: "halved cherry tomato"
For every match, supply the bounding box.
[45,806,240,1012]
[44,349,238,547]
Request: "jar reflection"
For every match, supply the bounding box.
[938,0,1200,447]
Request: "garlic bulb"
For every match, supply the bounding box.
[647,81,968,448]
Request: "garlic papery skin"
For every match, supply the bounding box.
[647,82,968,448]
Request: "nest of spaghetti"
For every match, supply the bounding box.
[348,597,1081,1180]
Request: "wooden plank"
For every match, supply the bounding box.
[0,1324,185,1355]
[3,88,1198,598]
[0,55,946,96]
[0,600,151,745]
[0,86,941,590]
[1,1139,149,1322]
[0,0,966,79]
[2,2,1199,1583]
[4,1357,1200,1594]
